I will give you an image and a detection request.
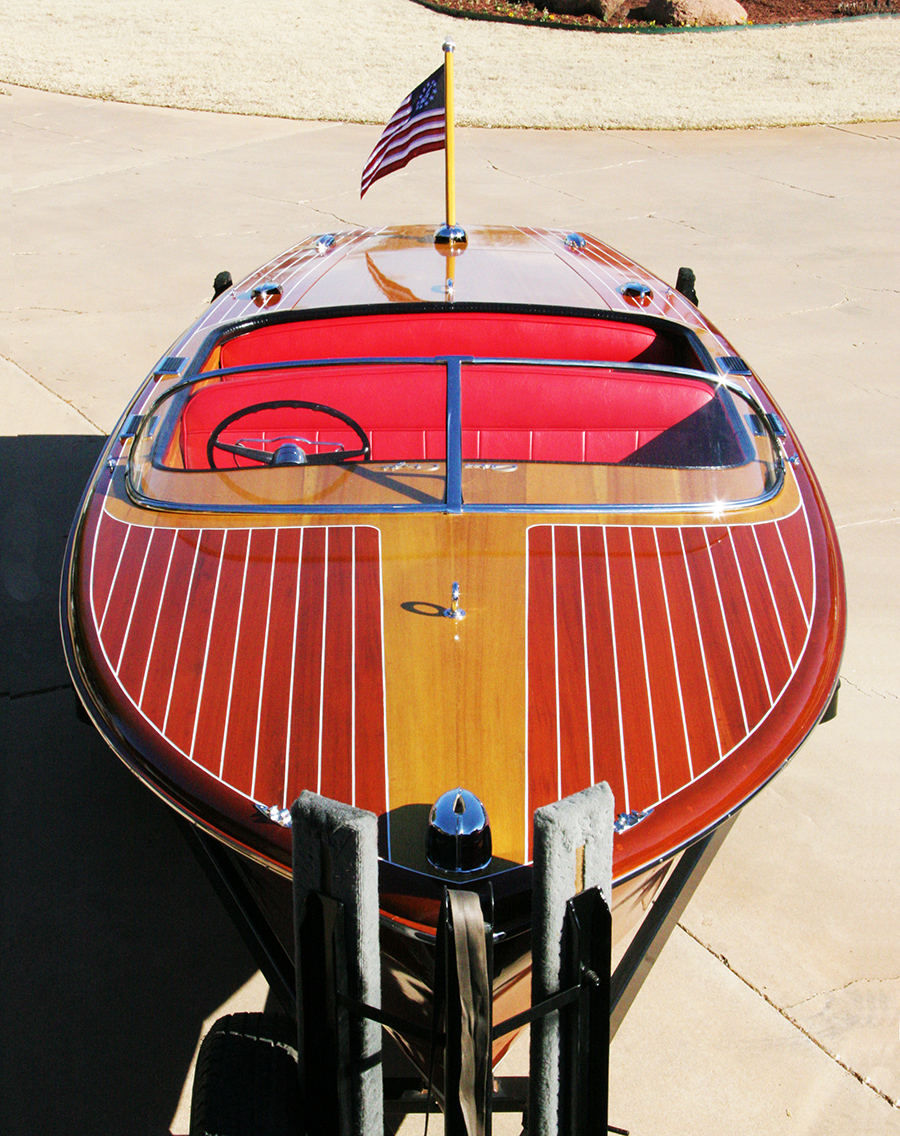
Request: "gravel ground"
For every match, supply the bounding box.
[1,0,898,128]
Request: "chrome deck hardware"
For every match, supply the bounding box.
[621,281,653,303]
[250,281,283,302]
[426,787,492,873]
[443,580,466,620]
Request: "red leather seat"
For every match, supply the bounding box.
[180,361,712,470]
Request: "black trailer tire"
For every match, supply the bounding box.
[189,1012,301,1136]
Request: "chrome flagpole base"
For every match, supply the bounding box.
[435,224,467,245]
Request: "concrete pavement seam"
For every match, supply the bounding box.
[678,922,900,1110]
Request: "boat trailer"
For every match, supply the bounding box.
[184,785,734,1136]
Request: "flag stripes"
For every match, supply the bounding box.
[361,65,446,197]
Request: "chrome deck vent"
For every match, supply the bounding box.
[564,233,586,252]
[621,281,653,303]
[315,233,337,255]
[153,356,187,377]
[718,355,753,376]
[250,282,283,303]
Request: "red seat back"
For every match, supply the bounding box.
[180,362,712,469]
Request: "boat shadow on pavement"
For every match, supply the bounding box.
[1,434,258,1136]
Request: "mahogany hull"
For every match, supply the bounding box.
[66,469,842,886]
[61,226,845,1069]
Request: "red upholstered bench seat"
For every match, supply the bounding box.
[180,362,713,470]
[215,311,692,371]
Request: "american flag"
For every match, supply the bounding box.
[360,66,446,198]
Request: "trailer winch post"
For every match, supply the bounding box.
[292,791,383,1136]
[288,786,616,1136]
[530,783,615,1136]
[561,887,612,1135]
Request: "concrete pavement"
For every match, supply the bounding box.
[3,84,899,1134]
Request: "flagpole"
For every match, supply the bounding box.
[444,39,456,232]
[435,38,466,246]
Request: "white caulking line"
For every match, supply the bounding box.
[552,526,563,801]
[640,590,813,813]
[261,245,314,279]
[774,512,812,631]
[162,532,202,736]
[513,227,605,305]
[89,490,114,629]
[591,237,677,309]
[317,528,330,796]
[199,241,327,327]
[351,529,357,808]
[705,527,749,737]
[800,496,818,634]
[653,527,694,781]
[680,527,722,761]
[751,523,794,667]
[88,522,389,809]
[114,527,155,675]
[218,531,252,780]
[139,530,177,708]
[273,228,383,310]
[282,527,305,810]
[656,516,821,808]
[251,530,279,799]
[98,522,132,634]
[269,230,353,290]
[581,252,656,315]
[728,528,773,704]
[375,528,391,860]
[190,530,228,761]
[579,235,670,319]
[630,527,662,801]
[274,246,339,299]
[524,528,532,857]
[523,228,632,313]
[603,527,630,815]
[577,528,596,788]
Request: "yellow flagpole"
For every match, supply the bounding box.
[436,38,466,246]
[444,39,456,231]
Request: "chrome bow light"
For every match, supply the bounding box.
[426,788,492,873]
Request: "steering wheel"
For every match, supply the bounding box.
[206,399,371,470]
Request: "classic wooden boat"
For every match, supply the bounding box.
[61,225,845,1076]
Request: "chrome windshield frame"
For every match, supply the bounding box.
[125,353,786,516]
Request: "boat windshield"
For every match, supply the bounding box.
[128,356,782,514]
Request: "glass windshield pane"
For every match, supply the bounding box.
[129,356,779,513]
[460,363,778,508]
[130,362,448,509]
